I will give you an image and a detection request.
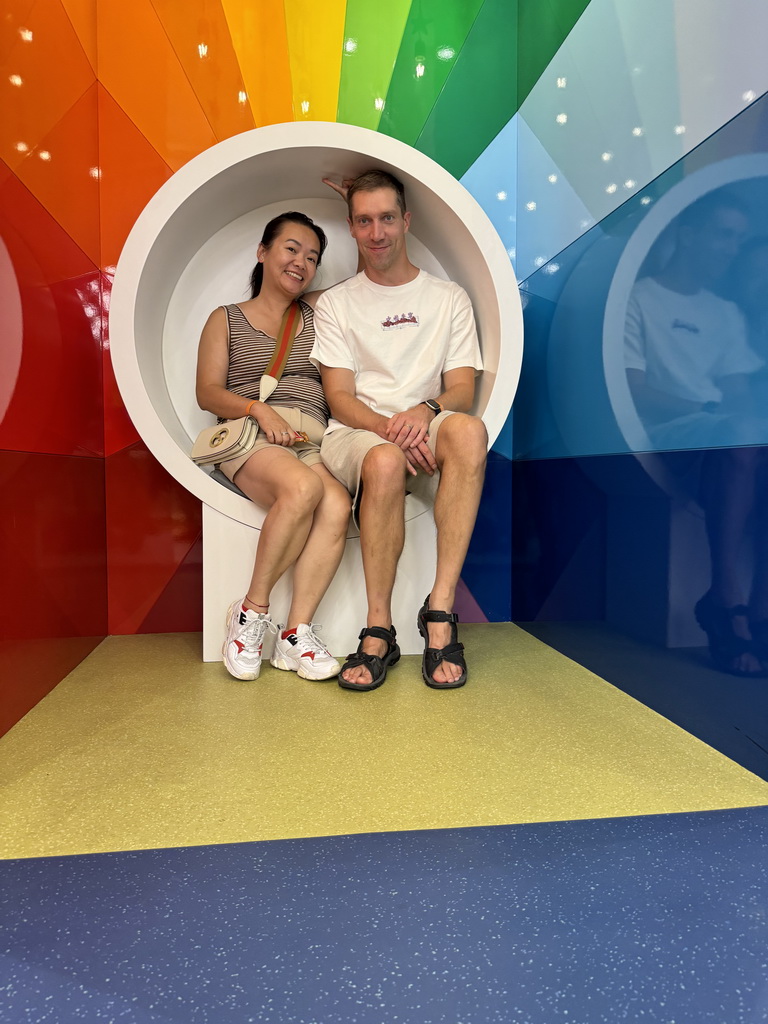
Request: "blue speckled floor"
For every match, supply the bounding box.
[3,807,768,1023]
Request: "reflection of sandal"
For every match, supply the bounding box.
[417,595,467,689]
[694,593,768,678]
[749,619,768,663]
[338,626,400,691]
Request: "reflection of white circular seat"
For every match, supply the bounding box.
[547,156,768,648]
[110,122,522,657]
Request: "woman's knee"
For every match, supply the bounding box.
[320,480,353,528]
[277,465,324,512]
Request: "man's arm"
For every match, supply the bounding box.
[320,365,390,437]
[627,368,715,420]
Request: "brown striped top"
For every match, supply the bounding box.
[223,300,328,426]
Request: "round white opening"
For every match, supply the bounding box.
[110,122,522,528]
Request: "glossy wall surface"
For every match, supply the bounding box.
[4,0,768,766]
[508,1,768,780]
[0,1,106,733]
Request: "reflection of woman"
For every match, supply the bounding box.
[196,212,351,682]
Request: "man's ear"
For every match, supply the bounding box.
[403,211,411,233]
[347,217,354,235]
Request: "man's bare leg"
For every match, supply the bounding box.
[427,414,488,684]
[339,444,407,687]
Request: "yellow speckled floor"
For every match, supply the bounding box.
[2,624,767,859]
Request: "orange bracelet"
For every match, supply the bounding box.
[245,399,258,418]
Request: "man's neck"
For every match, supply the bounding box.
[363,261,420,287]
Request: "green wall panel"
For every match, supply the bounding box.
[378,0,484,146]
[337,0,413,130]
[414,0,518,179]
[518,0,592,106]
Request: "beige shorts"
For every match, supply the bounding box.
[320,410,454,522]
[218,407,325,482]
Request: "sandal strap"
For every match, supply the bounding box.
[424,641,465,672]
[358,625,397,645]
[342,650,384,673]
[725,604,750,618]
[420,608,458,625]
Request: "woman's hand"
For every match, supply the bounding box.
[252,404,301,446]
[322,177,355,202]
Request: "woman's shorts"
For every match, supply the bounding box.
[217,407,326,481]
[320,410,455,523]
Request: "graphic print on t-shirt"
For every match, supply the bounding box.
[381,312,420,330]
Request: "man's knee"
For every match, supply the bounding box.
[360,443,408,491]
[438,413,488,465]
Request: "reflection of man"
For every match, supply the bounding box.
[311,170,486,691]
[625,190,761,448]
[625,189,768,677]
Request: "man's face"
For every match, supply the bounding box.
[348,187,411,275]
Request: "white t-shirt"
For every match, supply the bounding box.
[624,277,761,404]
[310,270,483,432]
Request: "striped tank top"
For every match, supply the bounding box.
[223,300,329,426]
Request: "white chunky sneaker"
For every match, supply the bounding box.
[270,623,340,681]
[222,601,276,680]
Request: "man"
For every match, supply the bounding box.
[311,169,487,691]
[624,188,768,677]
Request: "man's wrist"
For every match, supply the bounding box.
[422,399,442,416]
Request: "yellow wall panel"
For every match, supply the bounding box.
[219,0,293,127]
[284,0,346,122]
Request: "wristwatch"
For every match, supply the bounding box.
[423,399,442,415]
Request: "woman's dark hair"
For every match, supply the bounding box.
[249,212,328,298]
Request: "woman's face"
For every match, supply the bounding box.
[258,222,321,297]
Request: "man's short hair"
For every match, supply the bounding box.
[347,169,407,217]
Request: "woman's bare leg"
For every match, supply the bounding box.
[286,464,351,626]
[233,447,324,610]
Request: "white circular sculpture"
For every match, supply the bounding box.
[109,122,522,657]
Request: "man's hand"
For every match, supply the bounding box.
[404,439,436,476]
[322,177,355,202]
[386,404,433,450]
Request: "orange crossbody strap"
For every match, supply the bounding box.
[265,301,301,380]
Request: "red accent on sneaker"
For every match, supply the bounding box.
[301,651,316,660]
[234,640,245,653]
[281,630,297,640]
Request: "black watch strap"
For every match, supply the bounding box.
[423,399,442,414]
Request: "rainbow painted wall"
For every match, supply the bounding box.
[3,0,768,746]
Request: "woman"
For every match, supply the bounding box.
[196,212,351,681]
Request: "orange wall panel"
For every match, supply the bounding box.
[97,0,217,171]
[220,0,294,126]
[97,84,174,270]
[14,83,100,266]
[61,0,98,73]
[150,0,256,142]
[0,0,95,172]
